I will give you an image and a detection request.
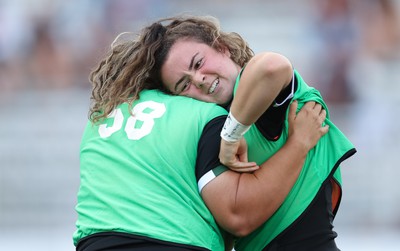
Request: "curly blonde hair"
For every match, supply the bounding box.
[89,14,254,123]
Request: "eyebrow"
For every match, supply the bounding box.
[174,52,199,92]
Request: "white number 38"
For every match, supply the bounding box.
[98,101,166,140]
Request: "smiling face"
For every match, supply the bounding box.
[161,39,242,105]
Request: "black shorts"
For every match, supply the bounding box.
[263,180,340,251]
[76,232,209,251]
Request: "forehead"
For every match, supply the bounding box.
[167,39,208,64]
[161,40,208,80]
[174,38,208,50]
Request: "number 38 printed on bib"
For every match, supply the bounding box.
[98,101,166,140]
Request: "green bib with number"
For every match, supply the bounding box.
[73,89,227,251]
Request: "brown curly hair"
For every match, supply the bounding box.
[89,14,254,123]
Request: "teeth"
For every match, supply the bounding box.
[208,79,219,94]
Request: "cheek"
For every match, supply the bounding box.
[180,85,198,97]
[187,86,203,96]
[185,88,210,102]
[160,75,176,93]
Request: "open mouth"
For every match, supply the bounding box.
[208,78,219,94]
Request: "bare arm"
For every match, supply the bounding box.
[231,52,292,124]
[203,101,329,237]
[219,52,293,168]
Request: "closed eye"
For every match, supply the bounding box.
[175,78,191,95]
[182,80,191,92]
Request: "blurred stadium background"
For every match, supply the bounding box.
[1,0,400,250]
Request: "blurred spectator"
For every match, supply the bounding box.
[26,0,108,89]
[0,0,172,92]
[27,18,74,88]
[354,0,400,59]
[348,0,400,101]
[310,0,358,104]
[48,0,110,88]
[0,1,33,92]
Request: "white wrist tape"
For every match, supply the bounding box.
[220,112,251,142]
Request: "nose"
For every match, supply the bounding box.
[193,72,206,89]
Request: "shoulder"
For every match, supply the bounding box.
[142,90,227,118]
[248,52,292,77]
